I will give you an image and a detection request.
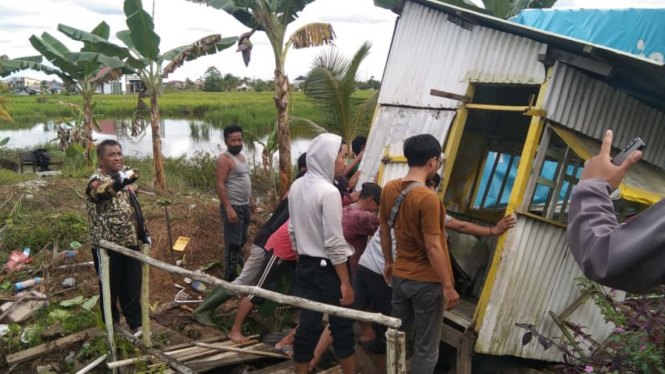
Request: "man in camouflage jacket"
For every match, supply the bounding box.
[86,139,149,332]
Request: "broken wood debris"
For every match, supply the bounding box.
[115,324,194,374]
[195,342,289,358]
[6,327,99,365]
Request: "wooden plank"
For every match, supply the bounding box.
[195,342,289,358]
[429,88,471,103]
[250,360,294,374]
[185,343,280,372]
[6,327,99,364]
[162,335,226,353]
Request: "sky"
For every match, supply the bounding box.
[1,0,663,83]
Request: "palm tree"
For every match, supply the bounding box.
[375,0,556,19]
[303,42,376,149]
[185,0,335,195]
[60,0,237,190]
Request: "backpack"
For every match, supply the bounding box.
[387,181,425,229]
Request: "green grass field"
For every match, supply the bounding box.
[1,90,375,135]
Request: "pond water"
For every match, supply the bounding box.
[0,118,311,165]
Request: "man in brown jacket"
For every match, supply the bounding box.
[567,130,665,293]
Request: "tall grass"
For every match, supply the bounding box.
[0,91,373,128]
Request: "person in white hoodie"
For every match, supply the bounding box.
[288,134,355,374]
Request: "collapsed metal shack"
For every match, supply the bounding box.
[359,0,665,368]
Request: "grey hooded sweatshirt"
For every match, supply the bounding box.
[288,134,354,265]
[567,178,665,293]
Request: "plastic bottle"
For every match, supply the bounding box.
[60,250,78,259]
[22,248,31,258]
[14,277,42,291]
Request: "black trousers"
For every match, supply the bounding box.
[92,246,142,330]
[293,255,355,363]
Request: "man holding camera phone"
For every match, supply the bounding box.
[86,139,150,333]
[567,130,665,293]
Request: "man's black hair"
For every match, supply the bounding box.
[223,124,243,140]
[297,152,307,171]
[97,139,122,158]
[403,134,441,167]
[428,174,441,189]
[359,182,382,204]
[351,136,367,156]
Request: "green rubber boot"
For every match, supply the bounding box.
[192,287,232,327]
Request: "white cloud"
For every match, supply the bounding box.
[1,0,396,83]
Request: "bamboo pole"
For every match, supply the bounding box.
[75,354,108,374]
[99,240,402,329]
[115,325,194,374]
[194,342,288,358]
[385,328,407,374]
[141,244,152,348]
[99,248,118,374]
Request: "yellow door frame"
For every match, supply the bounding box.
[471,67,553,331]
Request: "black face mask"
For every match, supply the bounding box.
[228,145,243,155]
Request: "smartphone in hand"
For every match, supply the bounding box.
[612,137,646,166]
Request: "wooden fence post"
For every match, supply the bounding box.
[141,244,152,348]
[99,247,118,373]
[385,328,407,374]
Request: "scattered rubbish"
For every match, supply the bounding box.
[60,296,84,308]
[173,236,190,252]
[48,309,70,320]
[61,278,76,288]
[36,364,58,374]
[81,296,99,311]
[14,276,42,291]
[191,281,207,292]
[59,250,78,259]
[0,324,9,337]
[0,291,47,323]
[20,325,39,344]
[25,194,34,199]
[17,179,48,189]
[64,350,76,364]
[174,284,202,304]
[3,248,31,274]
[69,241,82,250]
[1,281,12,291]
[189,204,196,210]
[176,260,183,266]
[184,277,192,284]
[56,261,94,270]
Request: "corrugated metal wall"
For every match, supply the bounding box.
[475,214,617,361]
[377,1,547,109]
[544,62,665,169]
[359,107,456,185]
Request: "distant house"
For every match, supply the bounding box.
[98,74,143,94]
[6,76,41,90]
[47,81,64,94]
[235,82,252,92]
[292,75,306,89]
[164,80,185,89]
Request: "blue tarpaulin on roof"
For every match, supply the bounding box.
[511,8,665,63]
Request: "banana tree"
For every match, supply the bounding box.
[303,42,376,149]
[61,0,237,190]
[2,24,130,162]
[186,0,335,195]
[374,0,556,19]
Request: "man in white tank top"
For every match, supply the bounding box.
[216,125,256,282]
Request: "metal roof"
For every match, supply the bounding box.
[402,0,665,111]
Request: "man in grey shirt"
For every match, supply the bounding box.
[567,130,665,293]
[217,124,256,282]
